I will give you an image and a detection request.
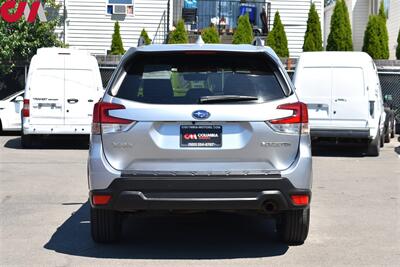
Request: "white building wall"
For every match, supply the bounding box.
[269,0,324,57]
[57,0,171,55]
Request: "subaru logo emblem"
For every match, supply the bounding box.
[192,110,210,120]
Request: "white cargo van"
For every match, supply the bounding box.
[293,52,386,156]
[21,48,103,147]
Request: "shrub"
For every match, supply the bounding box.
[362,1,389,59]
[110,21,125,55]
[303,3,323,51]
[362,16,382,59]
[378,0,389,59]
[232,14,253,44]
[326,0,353,51]
[168,20,189,44]
[201,26,220,43]
[266,11,289,57]
[140,29,151,45]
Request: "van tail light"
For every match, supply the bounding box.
[268,102,309,134]
[22,99,30,117]
[92,102,135,135]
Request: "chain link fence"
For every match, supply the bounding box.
[379,72,400,123]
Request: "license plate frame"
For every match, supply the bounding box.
[180,125,222,148]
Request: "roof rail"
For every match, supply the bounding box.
[252,37,264,47]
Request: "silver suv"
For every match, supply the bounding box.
[88,43,312,245]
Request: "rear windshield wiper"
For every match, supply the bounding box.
[199,95,259,104]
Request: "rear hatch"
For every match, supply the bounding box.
[98,51,306,173]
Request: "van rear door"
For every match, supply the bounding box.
[64,68,98,125]
[331,67,368,128]
[29,69,65,125]
[295,67,332,128]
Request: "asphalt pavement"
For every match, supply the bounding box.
[0,134,399,266]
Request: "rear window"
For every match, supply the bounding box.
[111,52,288,104]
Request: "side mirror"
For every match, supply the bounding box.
[14,96,23,102]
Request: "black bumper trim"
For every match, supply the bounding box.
[311,129,370,138]
[90,177,310,212]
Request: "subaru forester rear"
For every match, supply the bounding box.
[88,44,312,245]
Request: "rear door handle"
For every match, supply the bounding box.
[335,98,347,102]
[67,98,79,104]
[88,99,94,102]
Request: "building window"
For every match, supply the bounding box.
[106,0,134,15]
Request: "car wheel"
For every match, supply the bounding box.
[277,208,310,245]
[384,124,390,143]
[380,130,385,147]
[390,120,396,138]
[90,207,122,243]
[367,131,380,156]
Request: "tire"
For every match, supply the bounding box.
[277,208,310,245]
[366,131,380,157]
[90,207,122,243]
[390,120,395,139]
[384,125,390,143]
[21,133,33,148]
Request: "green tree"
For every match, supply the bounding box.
[377,0,389,59]
[362,1,390,59]
[110,21,124,55]
[303,3,323,51]
[168,20,188,44]
[266,11,289,57]
[232,14,253,44]
[0,0,62,74]
[140,28,151,45]
[362,16,383,59]
[326,0,353,51]
[201,25,220,43]
[396,29,400,59]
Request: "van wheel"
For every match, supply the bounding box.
[277,208,310,245]
[366,131,380,156]
[21,133,33,148]
[91,207,122,243]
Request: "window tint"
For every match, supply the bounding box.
[113,52,287,104]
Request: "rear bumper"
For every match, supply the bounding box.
[311,128,370,138]
[23,123,91,135]
[90,175,311,212]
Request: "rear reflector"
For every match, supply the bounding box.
[22,99,30,117]
[92,195,112,205]
[290,195,309,206]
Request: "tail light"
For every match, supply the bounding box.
[22,99,30,117]
[92,102,135,135]
[268,102,309,134]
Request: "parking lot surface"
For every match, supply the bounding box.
[0,135,399,266]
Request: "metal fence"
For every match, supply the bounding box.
[177,0,270,36]
[379,72,400,122]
